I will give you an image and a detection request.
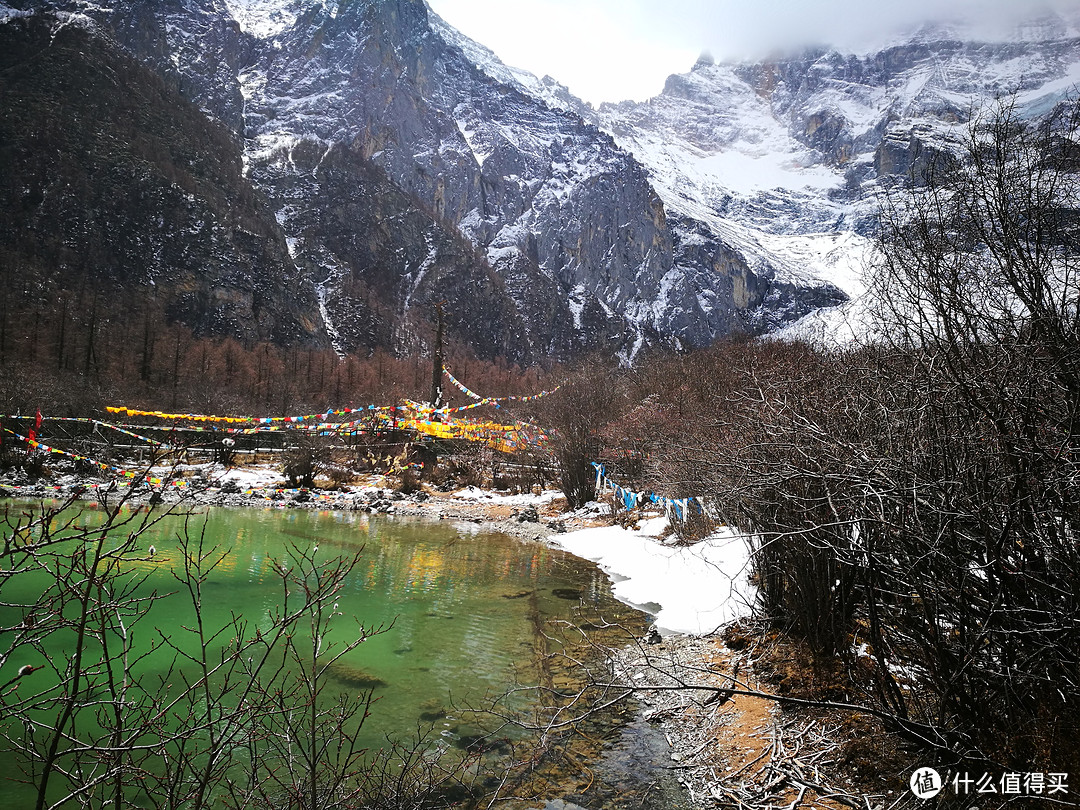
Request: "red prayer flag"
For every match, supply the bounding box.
[28,409,42,442]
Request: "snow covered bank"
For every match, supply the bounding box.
[451,486,561,507]
[554,515,756,636]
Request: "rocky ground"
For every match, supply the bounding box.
[609,633,905,810]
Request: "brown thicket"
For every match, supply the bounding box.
[591,99,1080,782]
[538,98,1080,782]
[526,358,634,510]
[0,295,552,419]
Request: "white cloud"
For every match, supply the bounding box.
[685,0,1080,59]
[427,0,1080,104]
[426,0,697,104]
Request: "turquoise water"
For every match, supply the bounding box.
[0,502,647,807]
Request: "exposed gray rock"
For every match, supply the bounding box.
[5,2,1078,358]
[3,0,840,361]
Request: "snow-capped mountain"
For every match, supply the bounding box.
[585,15,1080,340]
[230,0,808,360]
[2,1,1078,359]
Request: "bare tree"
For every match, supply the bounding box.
[529,358,628,510]
[0,483,478,809]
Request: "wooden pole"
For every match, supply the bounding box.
[430,302,445,410]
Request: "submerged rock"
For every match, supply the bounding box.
[327,661,386,690]
[552,588,583,601]
[418,698,448,722]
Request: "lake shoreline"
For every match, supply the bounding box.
[4,468,880,808]
[2,464,751,809]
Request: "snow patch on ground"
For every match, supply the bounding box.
[0,4,32,24]
[451,486,560,507]
[214,465,287,489]
[148,463,284,489]
[555,514,755,636]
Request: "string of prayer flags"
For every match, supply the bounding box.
[439,368,560,413]
[96,401,549,452]
[3,428,188,489]
[105,404,400,426]
[97,421,169,447]
[106,406,253,424]
[443,368,484,400]
[591,462,702,519]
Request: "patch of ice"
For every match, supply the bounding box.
[315,281,345,358]
[694,149,840,195]
[403,232,437,313]
[555,518,755,636]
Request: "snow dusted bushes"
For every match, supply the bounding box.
[282,434,329,488]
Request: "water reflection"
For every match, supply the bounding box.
[1,502,672,808]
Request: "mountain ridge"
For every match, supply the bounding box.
[3,1,1078,359]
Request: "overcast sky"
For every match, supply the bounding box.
[425,0,1080,105]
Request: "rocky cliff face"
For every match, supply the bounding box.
[586,15,1080,340]
[1,0,831,362]
[232,0,740,359]
[3,1,1077,358]
[0,11,318,344]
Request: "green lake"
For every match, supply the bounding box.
[0,502,679,807]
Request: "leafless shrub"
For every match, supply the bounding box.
[0,478,484,809]
[283,435,330,488]
[527,358,629,510]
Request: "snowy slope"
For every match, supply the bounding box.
[7,0,1080,356]
[592,14,1080,341]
